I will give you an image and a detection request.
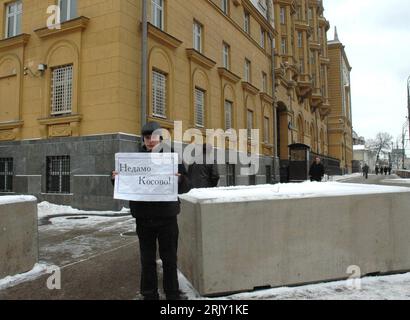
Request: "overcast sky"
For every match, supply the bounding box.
[323,0,410,146]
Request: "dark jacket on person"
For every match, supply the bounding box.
[309,162,325,182]
[112,145,190,221]
[188,159,220,189]
[362,165,369,173]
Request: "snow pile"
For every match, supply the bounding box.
[0,195,37,205]
[0,263,50,291]
[181,182,410,204]
[37,202,130,218]
[329,173,362,181]
[178,271,410,300]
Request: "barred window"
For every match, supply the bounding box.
[226,164,235,187]
[0,158,13,192]
[58,0,77,23]
[224,100,232,131]
[152,0,164,30]
[266,165,272,184]
[247,110,254,139]
[46,156,70,194]
[152,70,167,118]
[5,1,22,38]
[195,88,205,128]
[51,65,73,115]
[264,116,270,143]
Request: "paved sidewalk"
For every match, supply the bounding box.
[0,215,142,300]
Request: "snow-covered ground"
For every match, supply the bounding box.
[178,270,410,300]
[328,173,362,181]
[0,263,50,291]
[38,201,130,218]
[382,179,410,185]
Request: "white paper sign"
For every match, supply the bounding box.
[114,153,178,202]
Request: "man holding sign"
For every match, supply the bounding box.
[112,122,190,300]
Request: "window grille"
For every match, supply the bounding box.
[51,65,73,115]
[152,70,167,118]
[195,88,205,127]
[224,100,232,130]
[0,158,13,192]
[226,164,236,186]
[46,156,70,194]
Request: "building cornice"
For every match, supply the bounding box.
[218,67,241,83]
[242,81,260,95]
[147,23,183,49]
[38,114,82,126]
[0,33,30,51]
[34,16,89,39]
[0,120,24,130]
[186,49,216,70]
[260,92,274,104]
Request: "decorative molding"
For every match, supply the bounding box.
[0,72,17,80]
[309,41,321,51]
[49,124,72,137]
[38,114,82,126]
[0,120,24,130]
[186,49,216,70]
[320,57,330,65]
[0,33,30,51]
[242,82,260,95]
[259,92,274,104]
[0,130,15,141]
[232,0,241,6]
[147,23,183,49]
[34,16,90,39]
[218,67,241,83]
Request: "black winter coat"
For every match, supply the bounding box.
[112,146,190,221]
[187,161,220,189]
[309,162,325,182]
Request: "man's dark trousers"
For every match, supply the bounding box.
[136,217,179,299]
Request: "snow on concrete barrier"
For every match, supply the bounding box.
[178,182,410,296]
[0,196,38,279]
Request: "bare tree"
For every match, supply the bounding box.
[366,132,393,162]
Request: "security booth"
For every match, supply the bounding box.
[288,143,310,182]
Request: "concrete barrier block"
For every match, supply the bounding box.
[178,184,410,296]
[0,196,38,279]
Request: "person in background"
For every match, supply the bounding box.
[112,121,189,300]
[309,157,325,182]
[187,143,220,189]
[362,163,369,179]
[375,165,379,175]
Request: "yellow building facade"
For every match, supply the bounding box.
[0,0,353,209]
[328,28,353,173]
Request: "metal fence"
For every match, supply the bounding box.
[310,152,342,176]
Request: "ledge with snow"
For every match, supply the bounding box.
[178,182,410,296]
[0,196,38,279]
